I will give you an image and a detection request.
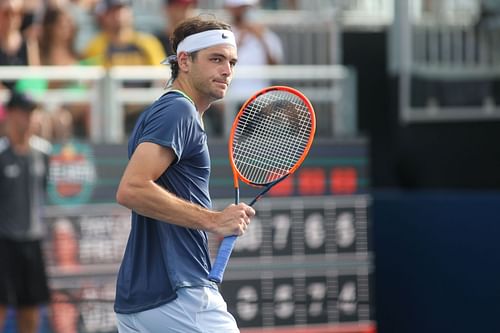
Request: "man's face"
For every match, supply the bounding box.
[101,5,133,33]
[187,44,238,101]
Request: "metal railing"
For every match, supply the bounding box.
[134,8,339,65]
[392,0,500,123]
[0,64,357,143]
[0,66,106,140]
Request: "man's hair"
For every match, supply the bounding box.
[168,16,232,84]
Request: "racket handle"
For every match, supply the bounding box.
[208,235,237,283]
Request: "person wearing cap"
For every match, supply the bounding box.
[83,0,165,67]
[224,0,284,102]
[0,92,51,333]
[114,16,255,332]
[155,0,198,57]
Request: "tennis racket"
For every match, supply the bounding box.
[208,86,316,283]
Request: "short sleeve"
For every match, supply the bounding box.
[138,97,196,161]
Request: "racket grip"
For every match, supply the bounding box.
[208,235,238,283]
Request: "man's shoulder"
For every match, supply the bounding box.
[157,91,194,107]
[155,92,196,114]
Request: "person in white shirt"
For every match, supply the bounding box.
[224,0,284,102]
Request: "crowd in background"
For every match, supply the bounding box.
[0,0,286,142]
[0,1,286,332]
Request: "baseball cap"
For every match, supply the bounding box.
[95,0,131,15]
[6,92,38,112]
[224,0,258,7]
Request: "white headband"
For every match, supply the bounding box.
[178,29,236,54]
[160,29,236,65]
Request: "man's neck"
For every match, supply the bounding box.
[171,80,211,115]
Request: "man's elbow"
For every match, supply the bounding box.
[116,183,135,209]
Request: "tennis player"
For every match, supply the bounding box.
[114,16,254,332]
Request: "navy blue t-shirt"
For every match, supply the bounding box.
[114,91,213,314]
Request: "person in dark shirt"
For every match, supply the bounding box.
[0,92,51,333]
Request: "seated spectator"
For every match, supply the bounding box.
[66,0,100,54]
[39,6,90,139]
[39,7,80,66]
[0,0,40,90]
[224,0,284,103]
[84,0,167,133]
[83,0,166,68]
[155,0,198,57]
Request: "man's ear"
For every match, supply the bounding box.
[177,52,190,72]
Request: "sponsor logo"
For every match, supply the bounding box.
[48,141,96,206]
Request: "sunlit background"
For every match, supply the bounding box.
[1,0,499,332]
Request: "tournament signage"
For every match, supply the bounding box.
[35,139,373,333]
[48,140,97,206]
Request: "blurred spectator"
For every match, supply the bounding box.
[83,0,166,67]
[50,290,79,333]
[224,0,284,103]
[52,218,80,270]
[39,6,80,66]
[39,6,90,139]
[0,0,41,90]
[155,0,198,56]
[84,0,167,132]
[51,107,75,142]
[20,0,43,41]
[43,0,99,53]
[0,91,51,333]
[30,107,53,141]
[66,0,99,54]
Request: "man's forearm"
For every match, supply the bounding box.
[117,179,218,232]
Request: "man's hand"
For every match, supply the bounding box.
[212,203,256,237]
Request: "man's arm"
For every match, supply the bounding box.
[116,142,254,236]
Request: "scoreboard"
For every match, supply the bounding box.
[31,138,374,333]
[212,196,374,330]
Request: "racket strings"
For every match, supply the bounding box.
[232,90,313,184]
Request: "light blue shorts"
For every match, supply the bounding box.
[115,286,239,333]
